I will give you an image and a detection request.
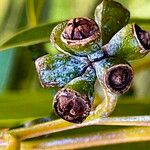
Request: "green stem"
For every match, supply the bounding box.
[95,88,118,117]
[8,115,150,141]
[21,127,150,150]
[0,116,149,149]
[87,87,118,120]
[9,119,72,140]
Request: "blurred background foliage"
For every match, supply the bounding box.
[0,0,150,149]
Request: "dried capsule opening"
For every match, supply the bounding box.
[54,88,91,123]
[134,24,150,51]
[61,17,100,46]
[105,65,133,94]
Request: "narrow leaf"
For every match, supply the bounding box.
[0,91,54,128]
[130,18,150,25]
[0,22,59,51]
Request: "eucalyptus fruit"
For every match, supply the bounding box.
[95,0,130,45]
[54,67,96,123]
[50,17,102,56]
[103,24,150,60]
[35,0,150,123]
[93,58,133,94]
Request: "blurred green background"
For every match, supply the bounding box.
[0,0,150,149]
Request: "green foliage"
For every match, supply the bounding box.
[0,22,58,51]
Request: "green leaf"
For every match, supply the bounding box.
[0,22,59,51]
[0,91,56,128]
[130,18,150,25]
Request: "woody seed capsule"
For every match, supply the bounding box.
[61,17,100,46]
[94,58,133,94]
[54,88,91,123]
[53,66,96,123]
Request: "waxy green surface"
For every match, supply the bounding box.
[35,54,89,88]
[50,21,75,55]
[95,0,130,45]
[65,66,96,101]
[105,24,147,60]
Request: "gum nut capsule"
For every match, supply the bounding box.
[50,17,101,56]
[35,54,89,88]
[103,24,150,61]
[94,58,133,94]
[53,66,96,123]
[94,0,130,45]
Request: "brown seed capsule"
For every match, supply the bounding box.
[61,17,100,46]
[94,58,133,94]
[54,88,91,123]
[134,24,150,51]
[105,64,133,94]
